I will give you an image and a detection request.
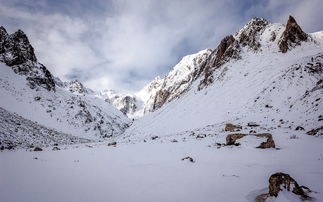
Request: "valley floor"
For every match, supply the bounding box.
[1,128,323,202]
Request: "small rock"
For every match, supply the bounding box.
[107,142,117,146]
[52,147,60,151]
[151,136,159,140]
[295,126,305,131]
[196,134,206,139]
[33,147,43,151]
[181,156,195,163]
[170,139,178,143]
[247,122,260,127]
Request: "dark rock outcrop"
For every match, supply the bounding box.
[279,16,308,53]
[239,17,269,51]
[0,26,55,91]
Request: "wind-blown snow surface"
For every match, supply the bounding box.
[1,127,323,202]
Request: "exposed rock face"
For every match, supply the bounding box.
[238,17,269,51]
[101,90,139,117]
[226,133,275,148]
[0,27,37,65]
[69,80,91,94]
[198,18,269,90]
[0,26,55,91]
[146,49,212,112]
[198,36,240,89]
[119,96,138,115]
[224,123,242,132]
[279,16,308,53]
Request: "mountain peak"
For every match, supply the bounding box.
[278,15,308,53]
[0,26,55,91]
[237,17,269,51]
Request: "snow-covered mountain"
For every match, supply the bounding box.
[1,16,323,202]
[103,48,212,117]
[0,26,130,149]
[126,16,323,138]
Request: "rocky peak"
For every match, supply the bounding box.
[279,15,308,53]
[237,17,269,51]
[69,80,90,94]
[1,29,37,66]
[0,26,55,91]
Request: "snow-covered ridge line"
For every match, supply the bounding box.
[0,26,131,148]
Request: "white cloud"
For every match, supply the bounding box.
[0,0,322,93]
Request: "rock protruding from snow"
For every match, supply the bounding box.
[0,26,55,91]
[279,16,308,53]
[225,133,275,148]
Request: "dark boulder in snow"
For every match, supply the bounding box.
[226,133,275,148]
[256,173,313,201]
[279,16,308,53]
[107,142,117,146]
[306,126,323,137]
[181,156,195,163]
[33,147,43,151]
[224,123,242,132]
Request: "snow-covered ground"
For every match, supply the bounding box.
[1,127,323,202]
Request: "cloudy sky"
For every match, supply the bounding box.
[0,0,322,93]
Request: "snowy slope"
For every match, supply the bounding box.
[0,27,130,148]
[126,18,323,138]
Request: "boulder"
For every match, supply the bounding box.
[256,173,313,201]
[306,126,323,136]
[33,147,43,151]
[225,123,242,132]
[181,156,195,163]
[226,133,275,148]
[107,142,117,146]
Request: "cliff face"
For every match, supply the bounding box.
[0,26,55,91]
[279,16,308,53]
